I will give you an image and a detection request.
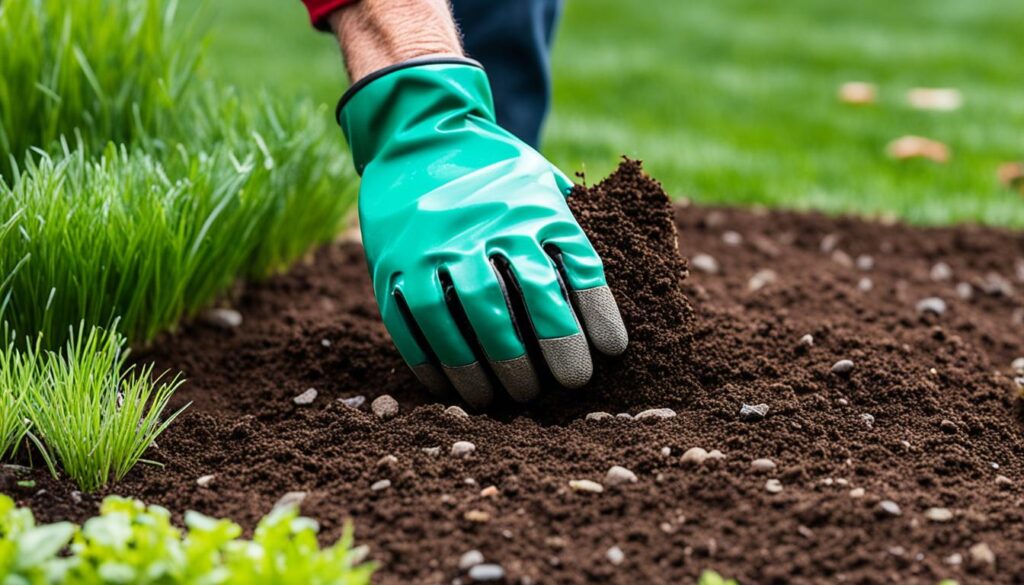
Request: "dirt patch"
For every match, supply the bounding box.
[15,161,1024,584]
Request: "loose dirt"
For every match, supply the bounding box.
[14,161,1024,584]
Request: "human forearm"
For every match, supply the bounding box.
[327,0,463,82]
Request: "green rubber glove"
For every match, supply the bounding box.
[337,57,627,408]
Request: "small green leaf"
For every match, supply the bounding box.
[14,521,74,568]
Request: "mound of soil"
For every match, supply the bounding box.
[15,161,1024,584]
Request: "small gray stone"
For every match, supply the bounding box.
[968,542,995,569]
[930,261,953,282]
[1012,357,1024,373]
[422,447,441,456]
[293,388,318,406]
[681,447,709,465]
[799,334,814,347]
[944,553,963,566]
[739,403,769,421]
[707,449,726,461]
[996,475,1013,487]
[831,250,854,268]
[660,447,672,457]
[371,395,399,419]
[691,254,720,274]
[860,413,875,428]
[831,359,855,375]
[924,507,953,522]
[748,269,778,292]
[916,296,947,315]
[750,458,777,472]
[196,475,215,488]
[340,395,366,409]
[451,441,476,457]
[857,277,874,292]
[849,487,865,498]
[201,308,243,329]
[606,546,625,566]
[459,550,485,570]
[635,408,676,420]
[569,479,604,494]
[722,231,743,246]
[320,338,332,348]
[877,500,902,517]
[274,491,307,510]
[370,479,391,492]
[955,282,973,300]
[856,255,875,271]
[765,479,783,494]
[605,466,638,486]
[445,405,469,418]
[585,411,613,421]
[820,233,840,253]
[940,419,958,434]
[981,272,1015,297]
[468,564,505,581]
[377,454,398,467]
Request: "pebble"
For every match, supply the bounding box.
[320,338,332,348]
[837,398,849,406]
[930,262,953,282]
[849,487,865,498]
[968,542,995,569]
[831,250,854,268]
[451,441,476,457]
[681,447,709,465]
[459,550,485,570]
[480,486,499,498]
[569,479,604,494]
[944,553,963,566]
[855,255,874,271]
[445,405,469,418]
[422,447,441,457]
[996,475,1013,487]
[739,403,769,421]
[722,231,743,246]
[877,500,902,517]
[1013,357,1024,373]
[955,282,973,300]
[467,564,505,582]
[274,491,307,510]
[820,234,840,253]
[750,458,777,472]
[464,510,490,523]
[707,449,726,461]
[605,466,638,486]
[799,334,814,347]
[293,388,318,405]
[606,546,625,566]
[748,269,778,292]
[70,491,83,504]
[690,254,720,274]
[981,272,1015,297]
[377,455,398,467]
[916,296,947,315]
[634,408,676,420]
[939,419,958,434]
[371,395,399,420]
[196,475,215,488]
[859,413,875,428]
[831,359,855,375]
[660,447,672,457]
[340,395,366,409]
[765,479,783,494]
[201,308,243,329]
[924,507,953,522]
[370,479,391,492]
[585,411,613,421]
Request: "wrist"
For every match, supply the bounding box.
[329,0,464,82]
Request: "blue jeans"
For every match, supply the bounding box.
[451,0,562,149]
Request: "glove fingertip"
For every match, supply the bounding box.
[573,285,628,356]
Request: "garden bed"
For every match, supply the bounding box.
[11,161,1024,584]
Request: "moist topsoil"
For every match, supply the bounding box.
[11,160,1024,584]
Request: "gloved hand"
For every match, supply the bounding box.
[337,57,627,409]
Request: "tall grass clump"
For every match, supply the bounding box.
[0,328,31,461]
[22,324,186,493]
[0,0,198,179]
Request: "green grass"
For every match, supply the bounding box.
[0,325,184,492]
[184,0,1024,227]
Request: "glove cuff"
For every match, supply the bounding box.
[336,57,495,175]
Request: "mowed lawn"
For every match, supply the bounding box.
[185,0,1024,227]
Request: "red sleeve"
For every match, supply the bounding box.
[302,0,356,31]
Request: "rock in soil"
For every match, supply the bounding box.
[371,395,399,419]
[750,458,777,472]
[459,550,484,570]
[831,359,855,375]
[605,466,638,486]
[293,388,318,405]
[450,441,476,457]
[569,479,604,494]
[606,546,625,566]
[467,564,505,582]
[739,403,769,421]
[25,160,1024,585]
[201,308,243,329]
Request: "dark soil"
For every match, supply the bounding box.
[14,160,1024,584]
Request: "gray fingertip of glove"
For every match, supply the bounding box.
[539,332,593,389]
[443,362,495,410]
[572,285,628,356]
[489,354,542,403]
[411,363,455,398]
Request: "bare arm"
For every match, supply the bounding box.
[327,0,464,82]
